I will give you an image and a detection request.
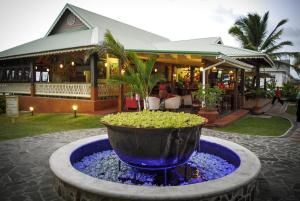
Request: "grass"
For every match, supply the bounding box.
[216,115,291,136]
[286,104,297,115]
[0,113,104,141]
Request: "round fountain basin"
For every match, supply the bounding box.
[50,135,261,201]
[104,123,202,169]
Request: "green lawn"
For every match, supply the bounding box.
[286,104,297,115]
[0,113,104,141]
[216,115,291,136]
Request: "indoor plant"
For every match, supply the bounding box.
[102,111,206,169]
[193,85,223,124]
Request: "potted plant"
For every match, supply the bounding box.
[102,110,206,169]
[193,85,223,124]
[108,51,162,110]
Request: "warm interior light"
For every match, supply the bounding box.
[200,67,204,71]
[46,68,49,72]
[212,66,216,70]
[29,106,34,111]
[229,70,233,74]
[104,62,108,67]
[72,105,78,111]
[154,68,158,72]
[121,69,125,75]
[59,64,63,68]
[71,61,75,66]
[173,73,177,77]
[35,66,38,70]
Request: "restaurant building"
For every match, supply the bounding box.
[0,3,273,113]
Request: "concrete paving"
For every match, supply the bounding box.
[0,114,300,201]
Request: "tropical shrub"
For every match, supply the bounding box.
[282,81,297,100]
[108,52,162,110]
[102,110,205,128]
[192,85,224,110]
[265,79,276,98]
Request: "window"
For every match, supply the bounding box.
[42,72,49,82]
[36,71,41,81]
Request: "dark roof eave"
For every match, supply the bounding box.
[229,55,274,67]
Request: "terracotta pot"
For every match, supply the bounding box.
[102,123,205,169]
[198,108,219,124]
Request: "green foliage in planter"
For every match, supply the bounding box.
[265,79,276,98]
[102,110,205,128]
[282,81,297,100]
[249,88,266,99]
[0,96,5,114]
[192,85,224,109]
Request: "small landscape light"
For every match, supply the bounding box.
[60,64,64,68]
[29,106,34,116]
[46,68,50,72]
[72,105,78,118]
[200,67,204,71]
[154,68,158,73]
[104,62,108,67]
[121,69,125,75]
[71,61,75,66]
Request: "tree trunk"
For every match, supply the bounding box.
[255,64,260,89]
[144,97,150,110]
[118,62,124,112]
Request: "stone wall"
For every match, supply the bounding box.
[53,175,259,201]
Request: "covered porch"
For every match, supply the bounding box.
[134,51,252,114]
[0,48,253,114]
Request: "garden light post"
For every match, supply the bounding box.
[29,106,34,116]
[72,105,78,118]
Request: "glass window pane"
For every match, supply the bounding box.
[36,71,41,81]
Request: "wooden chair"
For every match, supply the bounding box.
[125,97,138,111]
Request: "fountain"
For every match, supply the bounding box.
[49,112,261,201]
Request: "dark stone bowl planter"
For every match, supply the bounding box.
[198,109,219,124]
[102,123,205,169]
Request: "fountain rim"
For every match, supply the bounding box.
[49,134,261,200]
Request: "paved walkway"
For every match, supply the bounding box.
[0,111,300,201]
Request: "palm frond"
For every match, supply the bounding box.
[294,52,300,67]
[264,41,293,54]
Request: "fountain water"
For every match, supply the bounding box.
[50,134,261,201]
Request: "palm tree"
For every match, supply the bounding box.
[109,52,161,110]
[85,30,128,112]
[294,53,300,67]
[229,11,293,88]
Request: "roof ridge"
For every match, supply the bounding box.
[213,43,265,55]
[169,37,222,43]
[67,3,170,41]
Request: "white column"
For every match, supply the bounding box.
[202,70,206,107]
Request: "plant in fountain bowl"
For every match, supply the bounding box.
[102,110,206,169]
[88,30,206,169]
[193,85,224,124]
